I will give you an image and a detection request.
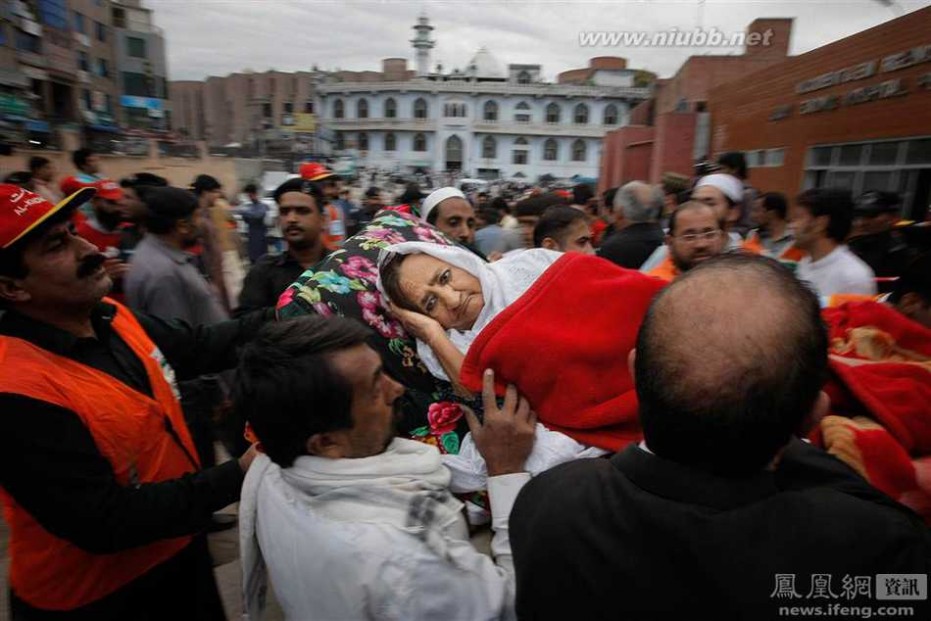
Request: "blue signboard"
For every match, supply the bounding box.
[119,95,163,112]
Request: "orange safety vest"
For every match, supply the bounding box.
[0,299,200,611]
[647,255,679,282]
[322,202,346,251]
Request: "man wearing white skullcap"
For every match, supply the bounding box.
[420,187,478,247]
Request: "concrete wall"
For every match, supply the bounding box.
[650,112,698,183]
[597,125,655,193]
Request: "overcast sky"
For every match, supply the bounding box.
[153,0,931,82]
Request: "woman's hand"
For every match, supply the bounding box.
[385,300,445,342]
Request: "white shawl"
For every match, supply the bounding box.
[377,243,562,380]
[240,438,468,620]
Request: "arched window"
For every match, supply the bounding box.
[483,100,498,122]
[357,98,368,119]
[358,132,368,151]
[517,70,531,84]
[384,97,397,119]
[444,102,467,118]
[514,101,531,123]
[333,98,344,119]
[413,132,427,151]
[603,104,618,125]
[334,132,344,150]
[513,137,529,165]
[413,98,428,119]
[574,103,589,124]
[482,136,497,159]
[543,138,558,161]
[572,139,587,161]
[385,132,396,151]
[545,103,560,124]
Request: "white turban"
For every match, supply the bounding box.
[695,174,744,204]
[421,187,467,222]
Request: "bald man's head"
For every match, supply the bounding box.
[634,253,828,475]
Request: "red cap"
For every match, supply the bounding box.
[299,162,336,182]
[94,178,124,201]
[0,184,96,249]
[59,176,85,197]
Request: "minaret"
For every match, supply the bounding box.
[410,14,435,77]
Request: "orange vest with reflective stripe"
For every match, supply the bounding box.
[0,300,200,611]
[647,255,679,282]
[322,203,346,251]
[742,231,805,263]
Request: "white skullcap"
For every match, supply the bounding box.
[695,174,744,204]
[421,187,467,222]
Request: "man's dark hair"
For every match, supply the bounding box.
[796,188,855,243]
[759,192,788,220]
[191,174,221,195]
[232,316,373,467]
[72,148,95,170]
[515,194,566,219]
[379,252,420,314]
[888,252,931,306]
[273,178,325,213]
[667,201,723,236]
[602,187,619,212]
[120,172,168,189]
[572,183,594,206]
[717,151,748,180]
[533,206,588,247]
[490,196,510,215]
[635,253,828,475]
[142,187,199,235]
[243,183,258,195]
[3,171,31,186]
[28,156,50,174]
[478,207,500,226]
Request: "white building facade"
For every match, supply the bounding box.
[317,43,652,181]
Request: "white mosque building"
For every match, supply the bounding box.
[316,15,654,182]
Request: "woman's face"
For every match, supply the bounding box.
[397,253,485,331]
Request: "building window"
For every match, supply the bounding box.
[335,132,344,150]
[765,148,785,167]
[74,11,86,34]
[122,72,152,97]
[545,103,560,124]
[333,98,344,119]
[38,0,69,29]
[603,104,618,125]
[543,138,558,161]
[82,89,91,111]
[572,139,587,161]
[384,97,396,118]
[514,101,531,123]
[574,103,589,125]
[444,102,466,118]
[517,70,531,84]
[413,132,427,151]
[304,101,314,113]
[96,58,109,78]
[262,103,272,118]
[358,132,368,151]
[15,31,42,54]
[483,100,498,122]
[385,132,396,151]
[77,50,90,72]
[112,7,126,28]
[127,36,146,59]
[482,136,496,159]
[413,98,428,119]
[283,102,293,114]
[513,137,529,165]
[357,98,368,119]
[95,21,106,42]
[104,93,112,113]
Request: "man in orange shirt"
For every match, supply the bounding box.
[744,191,804,269]
[648,202,727,282]
[299,162,347,251]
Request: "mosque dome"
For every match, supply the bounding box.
[467,47,506,79]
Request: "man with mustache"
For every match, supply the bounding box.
[0,184,268,620]
[648,201,727,281]
[235,178,327,316]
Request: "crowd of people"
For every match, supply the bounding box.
[0,147,930,620]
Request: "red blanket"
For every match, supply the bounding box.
[459,253,666,451]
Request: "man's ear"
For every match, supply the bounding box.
[540,237,560,252]
[0,275,30,306]
[306,430,348,459]
[797,391,830,437]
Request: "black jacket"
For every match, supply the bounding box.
[598,222,665,270]
[511,441,931,621]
